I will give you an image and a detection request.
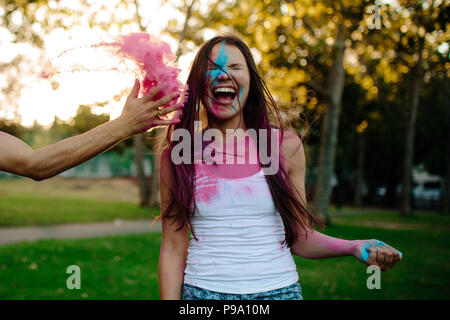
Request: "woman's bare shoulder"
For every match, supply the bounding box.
[280,129,305,173]
[281,129,304,156]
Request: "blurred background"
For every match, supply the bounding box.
[0,0,449,299]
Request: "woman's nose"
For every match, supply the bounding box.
[217,69,230,81]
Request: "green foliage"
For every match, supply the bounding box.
[72,105,110,134]
[0,118,25,139]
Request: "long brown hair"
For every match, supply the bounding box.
[157,34,323,247]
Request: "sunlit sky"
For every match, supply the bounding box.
[0,0,215,127]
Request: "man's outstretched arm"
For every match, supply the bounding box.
[0,80,182,180]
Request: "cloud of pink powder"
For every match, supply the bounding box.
[112,33,184,102]
[41,33,185,109]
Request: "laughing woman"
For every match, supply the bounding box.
[157,34,402,300]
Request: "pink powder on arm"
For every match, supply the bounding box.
[295,229,362,258]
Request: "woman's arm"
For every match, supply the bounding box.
[281,130,402,271]
[0,80,182,180]
[158,149,189,300]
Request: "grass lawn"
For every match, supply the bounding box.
[329,206,450,231]
[0,223,448,299]
[1,177,449,299]
[0,178,159,226]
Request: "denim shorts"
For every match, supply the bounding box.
[182,282,303,300]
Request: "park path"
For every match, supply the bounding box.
[0,219,162,245]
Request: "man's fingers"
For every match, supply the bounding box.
[152,118,181,126]
[158,102,184,116]
[141,86,161,103]
[150,91,180,109]
[127,79,140,101]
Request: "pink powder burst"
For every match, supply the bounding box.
[42,33,185,110]
[110,33,184,103]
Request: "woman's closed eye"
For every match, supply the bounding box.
[228,64,242,70]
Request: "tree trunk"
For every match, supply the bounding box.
[133,134,150,207]
[443,159,450,215]
[354,132,366,207]
[130,0,152,207]
[313,29,346,224]
[443,71,450,215]
[148,129,162,207]
[400,43,424,217]
[175,0,196,60]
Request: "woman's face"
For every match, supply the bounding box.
[204,42,251,121]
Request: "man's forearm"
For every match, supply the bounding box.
[290,228,364,259]
[26,118,129,180]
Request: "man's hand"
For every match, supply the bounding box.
[353,239,403,272]
[117,79,183,138]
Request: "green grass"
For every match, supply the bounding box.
[1,178,449,299]
[0,178,159,226]
[0,224,448,299]
[0,195,159,226]
[0,233,161,299]
[330,207,450,231]
[297,225,450,299]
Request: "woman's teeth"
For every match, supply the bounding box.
[212,87,237,101]
[214,87,235,94]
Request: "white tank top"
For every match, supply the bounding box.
[183,162,299,294]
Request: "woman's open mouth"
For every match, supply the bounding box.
[211,86,237,104]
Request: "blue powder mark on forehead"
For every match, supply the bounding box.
[215,41,228,70]
[207,41,229,85]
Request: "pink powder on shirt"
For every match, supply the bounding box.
[194,166,219,203]
[242,185,253,195]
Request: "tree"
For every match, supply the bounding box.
[368,0,448,215]
[415,74,450,213]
